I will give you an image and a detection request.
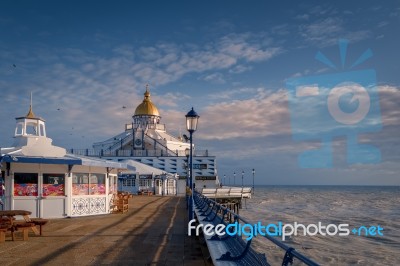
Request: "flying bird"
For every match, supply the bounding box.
[13,64,16,68]
[122,106,126,109]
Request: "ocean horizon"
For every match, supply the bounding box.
[240,185,400,265]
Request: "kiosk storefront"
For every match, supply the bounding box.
[0,155,125,218]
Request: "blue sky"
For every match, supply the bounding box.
[1,0,399,185]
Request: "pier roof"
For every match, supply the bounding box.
[0,154,127,169]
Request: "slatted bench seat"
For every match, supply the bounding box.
[193,192,320,266]
[138,190,153,196]
[0,225,10,242]
[193,196,269,266]
[11,222,35,241]
[30,218,49,236]
[111,195,129,213]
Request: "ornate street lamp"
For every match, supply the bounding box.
[185,107,199,222]
[252,168,255,194]
[233,171,236,185]
[223,174,226,187]
[185,148,190,209]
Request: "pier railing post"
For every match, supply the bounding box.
[189,130,194,222]
[185,107,199,232]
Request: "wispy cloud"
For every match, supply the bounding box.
[299,17,371,47]
[210,87,262,100]
[201,72,226,84]
[0,31,284,148]
[379,85,400,126]
[228,65,253,74]
[198,88,290,140]
[295,14,310,20]
[156,92,191,108]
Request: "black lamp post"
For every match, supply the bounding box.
[185,148,190,209]
[241,170,244,188]
[186,107,199,223]
[233,171,236,185]
[223,174,226,187]
[252,168,255,194]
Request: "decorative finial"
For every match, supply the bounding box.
[26,91,36,118]
[144,84,151,100]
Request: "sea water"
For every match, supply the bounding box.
[240,186,400,265]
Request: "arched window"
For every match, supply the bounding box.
[26,122,38,135]
[39,123,46,136]
[15,123,24,135]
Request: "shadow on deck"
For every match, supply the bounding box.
[0,196,209,266]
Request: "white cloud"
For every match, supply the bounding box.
[154,85,400,166]
[299,17,371,47]
[379,85,400,126]
[211,87,261,100]
[0,30,283,148]
[229,65,252,74]
[201,72,226,84]
[218,33,282,62]
[197,88,290,140]
[377,21,389,28]
[295,14,310,20]
[156,92,191,108]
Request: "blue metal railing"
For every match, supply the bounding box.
[67,148,210,158]
[144,133,178,156]
[194,191,320,266]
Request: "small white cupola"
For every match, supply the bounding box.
[9,93,66,157]
[14,95,46,138]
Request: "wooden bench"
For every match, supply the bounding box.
[193,195,269,266]
[30,218,49,236]
[11,222,35,241]
[111,195,129,214]
[139,190,153,196]
[0,225,10,242]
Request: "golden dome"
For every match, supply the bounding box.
[134,88,160,116]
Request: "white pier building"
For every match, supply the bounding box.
[0,102,126,218]
[69,87,219,195]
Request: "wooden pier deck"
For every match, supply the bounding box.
[0,196,209,266]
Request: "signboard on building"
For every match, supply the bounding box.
[139,175,152,179]
[119,174,136,179]
[195,176,216,180]
[193,164,207,170]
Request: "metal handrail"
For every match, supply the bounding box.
[107,132,133,152]
[194,191,320,266]
[143,133,178,156]
[201,187,252,198]
[67,148,211,158]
